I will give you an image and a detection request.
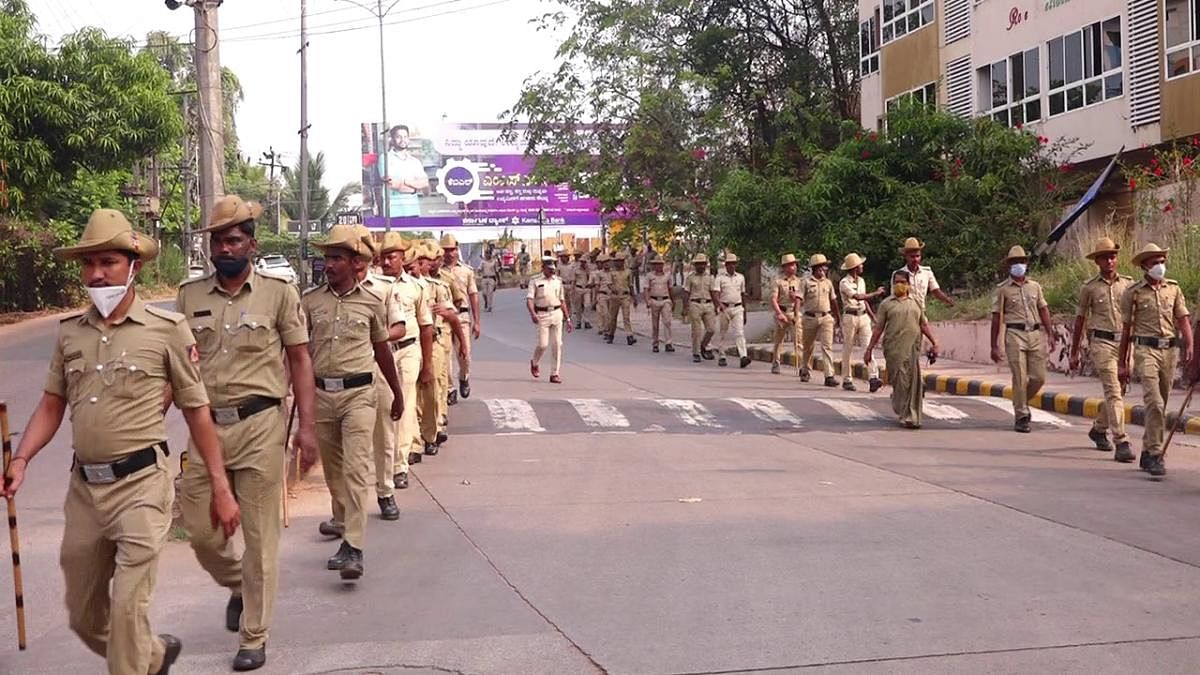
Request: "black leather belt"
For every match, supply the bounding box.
[210,396,280,425]
[314,372,373,391]
[804,311,829,317]
[392,337,417,352]
[76,442,168,485]
[1006,323,1041,331]
[1090,329,1117,342]
[535,305,561,312]
[724,302,743,308]
[650,296,670,300]
[457,307,469,313]
[844,308,865,316]
[1135,336,1178,349]
[597,291,610,296]
[691,299,711,304]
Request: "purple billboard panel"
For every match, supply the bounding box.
[360,121,600,230]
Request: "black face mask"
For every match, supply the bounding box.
[213,255,250,277]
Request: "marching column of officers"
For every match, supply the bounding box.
[2,197,481,674]
[5,201,1200,674]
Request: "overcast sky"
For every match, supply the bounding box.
[27,0,564,200]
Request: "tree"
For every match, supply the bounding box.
[281,151,360,230]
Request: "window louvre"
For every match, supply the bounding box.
[945,55,974,117]
[1128,0,1161,126]
[944,0,971,44]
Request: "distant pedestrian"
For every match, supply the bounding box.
[594,253,613,337]
[606,255,636,345]
[478,248,499,312]
[990,245,1056,434]
[684,253,717,362]
[797,253,840,386]
[896,237,955,311]
[838,253,886,392]
[571,251,589,329]
[770,254,803,374]
[517,245,531,288]
[712,253,750,368]
[863,269,940,429]
[528,255,573,383]
[644,254,675,353]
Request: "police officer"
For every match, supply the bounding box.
[1069,237,1135,462]
[379,233,433,490]
[684,253,717,363]
[176,196,316,671]
[5,209,240,674]
[432,244,467,435]
[594,253,613,337]
[1118,243,1194,478]
[798,253,840,386]
[572,251,590,329]
[644,254,675,353]
[478,248,500,312]
[419,243,466,455]
[990,246,1056,433]
[839,253,885,392]
[896,237,955,311]
[712,253,750,368]
[606,254,637,345]
[304,224,403,580]
[557,248,578,330]
[770,254,803,374]
[440,234,479,401]
[528,255,573,382]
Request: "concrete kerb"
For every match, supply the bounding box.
[743,345,1200,437]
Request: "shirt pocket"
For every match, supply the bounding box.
[187,316,218,356]
[112,353,159,400]
[234,313,275,353]
[63,356,89,406]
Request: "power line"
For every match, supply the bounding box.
[221,0,515,43]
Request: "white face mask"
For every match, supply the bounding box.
[87,265,135,318]
[1148,262,1167,280]
[1010,263,1028,278]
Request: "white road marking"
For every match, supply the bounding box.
[922,400,970,421]
[567,399,630,428]
[728,398,803,427]
[978,397,1073,428]
[658,399,724,427]
[815,398,882,422]
[483,399,545,432]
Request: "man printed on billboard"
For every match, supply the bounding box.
[379,125,428,218]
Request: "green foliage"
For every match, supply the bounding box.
[142,243,187,288]
[282,151,361,230]
[0,216,82,311]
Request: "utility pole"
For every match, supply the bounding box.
[538,207,545,256]
[181,93,196,261]
[259,146,284,232]
[190,0,226,250]
[299,0,311,288]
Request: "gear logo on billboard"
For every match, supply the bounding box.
[435,158,495,205]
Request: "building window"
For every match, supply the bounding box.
[1166,0,1200,78]
[861,10,881,75]
[882,0,935,45]
[1046,17,1123,117]
[978,48,1041,127]
[886,82,937,113]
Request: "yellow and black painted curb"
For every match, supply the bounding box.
[745,346,1200,436]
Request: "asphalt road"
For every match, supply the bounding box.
[4,289,1200,674]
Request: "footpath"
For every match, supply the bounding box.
[609,305,1200,437]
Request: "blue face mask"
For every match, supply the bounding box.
[1010,263,1028,278]
[213,255,250,277]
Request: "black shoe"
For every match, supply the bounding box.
[869,378,883,393]
[626,335,637,345]
[459,380,470,399]
[842,380,856,392]
[574,322,581,329]
[447,390,458,406]
[718,357,728,367]
[318,520,345,538]
[225,594,242,632]
[155,634,182,675]
[693,354,702,363]
[378,496,399,521]
[436,431,448,445]
[799,369,811,383]
[1088,428,1114,452]
[823,376,837,388]
[604,336,614,344]
[1015,415,1032,433]
[327,541,353,570]
[1147,455,1167,478]
[339,546,364,580]
[232,646,266,672]
[1114,441,1135,463]
[739,356,751,368]
[393,472,409,489]
[408,451,423,465]
[652,344,660,353]
[664,344,675,352]
[584,321,592,329]
[424,442,440,456]
[701,350,715,360]
[771,362,780,375]
[1139,450,1151,471]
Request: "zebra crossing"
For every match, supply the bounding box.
[450,395,1075,436]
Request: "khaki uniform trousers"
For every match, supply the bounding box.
[1089,338,1128,442]
[1004,328,1047,419]
[1135,344,1178,457]
[61,452,173,675]
[569,287,584,326]
[841,313,879,381]
[393,342,421,473]
[801,314,835,377]
[532,307,565,376]
[649,298,673,345]
[452,312,472,382]
[316,384,376,550]
[718,304,747,357]
[596,293,611,335]
[438,328,452,430]
[418,328,449,445]
[371,366,396,498]
[689,301,716,354]
[481,278,497,310]
[606,295,633,337]
[180,404,285,650]
[772,312,802,364]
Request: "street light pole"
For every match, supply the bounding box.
[538,208,545,257]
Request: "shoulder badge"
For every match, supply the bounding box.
[145,305,186,323]
[1166,279,1180,286]
[179,271,214,287]
[256,267,293,283]
[301,284,323,297]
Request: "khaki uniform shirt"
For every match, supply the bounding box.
[301,283,389,377]
[587,268,603,291]
[445,262,478,310]
[527,275,566,309]
[1120,279,1189,338]
[437,268,467,311]
[894,264,940,309]
[685,272,714,300]
[391,272,432,335]
[992,278,1047,326]
[427,274,455,333]
[610,269,633,297]
[713,271,746,304]
[799,276,835,313]
[46,297,208,463]
[1076,274,1134,334]
[177,269,308,407]
[839,275,868,313]
[646,271,672,298]
[478,259,500,281]
[361,272,404,329]
[772,276,802,310]
[558,261,577,287]
[596,269,613,295]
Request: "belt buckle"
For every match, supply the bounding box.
[213,407,241,425]
[324,377,346,392]
[81,463,117,484]
[1158,338,1171,349]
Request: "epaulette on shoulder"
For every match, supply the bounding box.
[1166,278,1180,286]
[145,305,185,323]
[179,271,213,287]
[60,312,84,323]
[360,284,386,301]
[301,284,324,297]
[256,268,293,283]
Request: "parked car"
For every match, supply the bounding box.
[256,255,297,283]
